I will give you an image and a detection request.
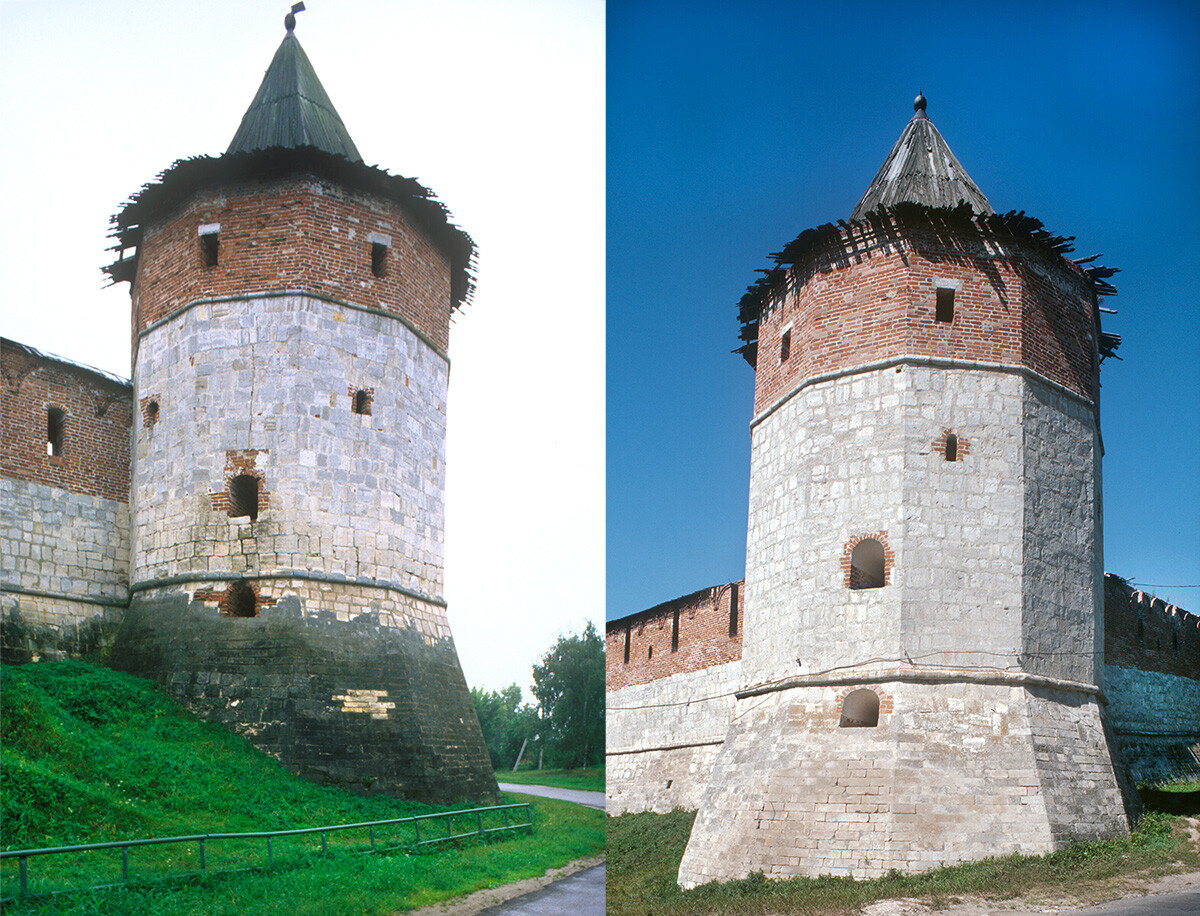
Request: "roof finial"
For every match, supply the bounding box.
[914,89,927,114]
[285,1,305,32]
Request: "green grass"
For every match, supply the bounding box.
[1,661,604,913]
[1154,779,1200,793]
[499,767,605,792]
[607,808,1199,916]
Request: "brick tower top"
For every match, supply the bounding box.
[735,96,1120,416]
[105,15,476,349]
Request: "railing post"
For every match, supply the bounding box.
[446,815,452,838]
[122,846,129,881]
[19,855,27,897]
[503,807,510,829]
[199,838,206,871]
[369,826,375,851]
[476,811,484,838]
[321,831,327,854]
[414,819,420,844]
[267,836,273,865]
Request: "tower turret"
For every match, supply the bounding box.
[106,15,494,803]
[680,96,1132,885]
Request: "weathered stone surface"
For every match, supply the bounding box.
[111,585,496,803]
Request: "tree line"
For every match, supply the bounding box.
[470,622,604,771]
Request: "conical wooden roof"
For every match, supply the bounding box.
[850,94,992,220]
[226,23,362,161]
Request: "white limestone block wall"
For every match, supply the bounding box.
[132,294,447,604]
[607,660,742,814]
[1,476,129,631]
[678,678,1125,887]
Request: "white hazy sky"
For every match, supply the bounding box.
[0,0,605,701]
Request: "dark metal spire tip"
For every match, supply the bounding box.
[914,90,927,114]
[285,2,305,32]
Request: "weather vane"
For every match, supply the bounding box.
[285,2,305,32]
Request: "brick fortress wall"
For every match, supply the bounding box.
[1102,573,1200,785]
[1,340,132,661]
[606,582,744,814]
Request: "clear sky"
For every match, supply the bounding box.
[0,0,605,700]
[607,0,1200,619]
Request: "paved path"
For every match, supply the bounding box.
[470,863,605,916]
[497,782,605,810]
[1060,887,1200,915]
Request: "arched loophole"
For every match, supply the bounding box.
[353,389,371,415]
[229,474,259,521]
[839,688,880,728]
[945,433,958,462]
[226,581,257,617]
[850,538,885,589]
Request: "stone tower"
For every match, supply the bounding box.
[678,95,1132,885]
[106,14,497,803]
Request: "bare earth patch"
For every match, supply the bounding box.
[858,869,1200,915]
[399,856,605,916]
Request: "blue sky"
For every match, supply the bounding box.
[607,0,1200,619]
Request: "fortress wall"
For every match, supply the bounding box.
[1,342,132,660]
[606,581,742,691]
[606,660,742,815]
[677,679,1126,888]
[132,294,447,600]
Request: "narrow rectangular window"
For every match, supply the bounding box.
[936,287,955,323]
[623,626,630,664]
[729,582,739,637]
[780,328,791,362]
[46,406,65,456]
[199,224,221,268]
[371,241,388,278]
[671,609,679,653]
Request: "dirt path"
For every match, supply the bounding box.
[857,869,1200,915]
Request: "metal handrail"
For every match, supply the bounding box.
[1,802,532,899]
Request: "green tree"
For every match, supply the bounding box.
[531,622,605,769]
[470,684,538,770]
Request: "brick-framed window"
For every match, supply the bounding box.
[932,428,970,462]
[349,386,374,416]
[837,686,893,727]
[140,395,161,428]
[209,449,270,521]
[842,532,893,590]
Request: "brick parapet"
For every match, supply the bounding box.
[752,223,1097,416]
[1103,574,1198,681]
[130,177,453,352]
[606,580,743,690]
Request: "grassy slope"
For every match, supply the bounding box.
[499,767,605,792]
[608,808,1200,916]
[1,661,603,914]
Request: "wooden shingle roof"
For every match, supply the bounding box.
[226,22,362,161]
[850,94,993,220]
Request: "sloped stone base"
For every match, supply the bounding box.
[677,677,1133,888]
[110,584,497,804]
